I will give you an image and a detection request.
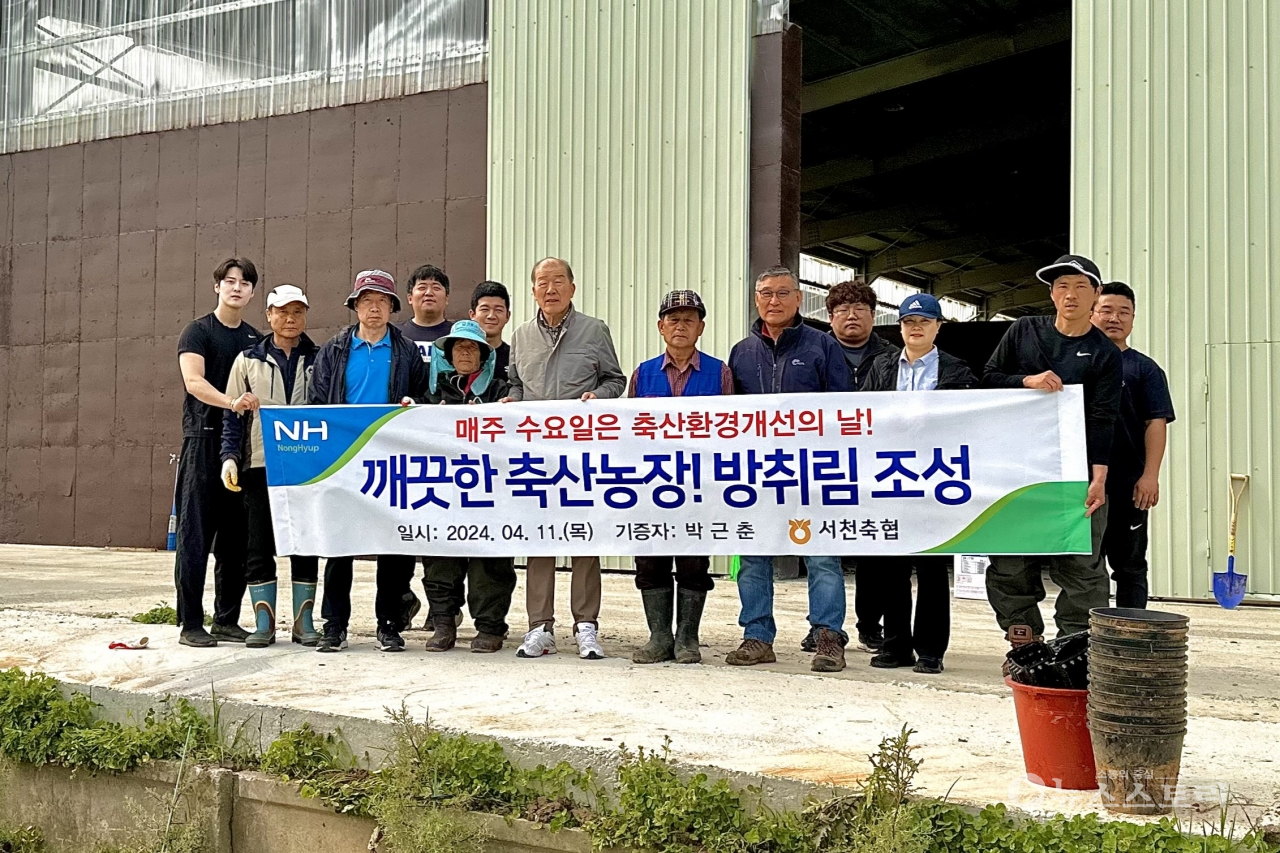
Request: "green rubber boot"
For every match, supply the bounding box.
[291,582,320,646]
[246,581,277,648]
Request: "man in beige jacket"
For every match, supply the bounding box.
[505,257,626,661]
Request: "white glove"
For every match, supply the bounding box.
[221,459,241,492]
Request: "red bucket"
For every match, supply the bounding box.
[1006,677,1098,790]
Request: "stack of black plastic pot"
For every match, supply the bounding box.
[1088,607,1189,815]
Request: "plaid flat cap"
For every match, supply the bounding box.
[658,289,706,318]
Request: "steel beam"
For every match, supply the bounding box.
[800,204,940,247]
[931,261,1040,297]
[986,284,1052,314]
[801,9,1070,113]
[865,234,994,277]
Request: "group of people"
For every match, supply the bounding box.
[172,251,1174,677]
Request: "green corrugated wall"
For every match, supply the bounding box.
[1073,0,1278,598]
[486,1,752,570]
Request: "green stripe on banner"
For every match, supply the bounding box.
[924,481,1091,554]
[302,407,411,486]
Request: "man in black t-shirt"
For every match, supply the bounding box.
[174,258,262,647]
[1092,281,1176,608]
[982,254,1122,644]
[396,264,454,362]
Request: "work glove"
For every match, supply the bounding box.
[221,459,241,492]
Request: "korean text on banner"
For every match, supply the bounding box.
[258,388,1091,559]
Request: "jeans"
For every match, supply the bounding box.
[736,555,846,644]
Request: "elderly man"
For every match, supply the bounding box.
[982,253,1122,644]
[506,257,626,660]
[627,290,733,665]
[310,270,430,653]
[726,265,853,672]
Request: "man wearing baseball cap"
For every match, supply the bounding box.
[625,290,733,665]
[309,270,430,653]
[220,284,322,648]
[859,293,976,674]
[981,253,1123,647]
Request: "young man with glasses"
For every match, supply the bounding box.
[726,265,853,672]
[174,258,261,647]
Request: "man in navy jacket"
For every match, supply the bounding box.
[726,266,853,673]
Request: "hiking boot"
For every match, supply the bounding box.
[471,632,504,653]
[377,626,406,652]
[870,650,917,669]
[726,639,776,666]
[632,588,675,664]
[914,656,944,674]
[811,628,847,673]
[516,626,557,658]
[179,627,218,648]
[575,623,605,660]
[673,588,707,664]
[855,630,885,653]
[210,622,251,643]
[425,615,457,652]
[316,626,348,653]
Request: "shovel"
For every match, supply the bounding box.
[1213,474,1250,609]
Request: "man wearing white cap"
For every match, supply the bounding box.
[982,253,1123,647]
[309,270,430,653]
[220,284,322,649]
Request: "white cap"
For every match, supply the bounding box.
[266,284,309,309]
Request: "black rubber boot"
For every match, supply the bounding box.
[674,588,707,664]
[632,588,675,664]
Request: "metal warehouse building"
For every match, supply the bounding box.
[0,0,1274,601]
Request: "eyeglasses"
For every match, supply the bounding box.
[830,304,872,319]
[755,289,797,302]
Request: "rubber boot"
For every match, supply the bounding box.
[246,581,277,648]
[291,582,320,647]
[631,588,675,664]
[674,588,707,664]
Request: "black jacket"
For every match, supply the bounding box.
[842,331,896,391]
[862,347,978,392]
[309,323,430,405]
[425,372,511,405]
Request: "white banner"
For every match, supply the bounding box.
[259,388,1091,558]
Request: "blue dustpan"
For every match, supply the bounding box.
[1212,474,1249,609]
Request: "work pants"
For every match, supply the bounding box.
[737,555,847,644]
[422,556,517,637]
[633,556,715,592]
[240,467,318,585]
[524,556,601,631]
[173,436,247,631]
[319,555,415,632]
[844,556,885,640]
[986,504,1110,638]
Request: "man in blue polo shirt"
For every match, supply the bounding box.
[309,270,430,653]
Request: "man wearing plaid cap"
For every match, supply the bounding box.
[625,290,733,664]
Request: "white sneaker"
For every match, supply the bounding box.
[575,623,605,660]
[516,626,557,658]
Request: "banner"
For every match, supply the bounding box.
[259,388,1091,558]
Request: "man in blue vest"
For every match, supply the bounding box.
[626,290,734,664]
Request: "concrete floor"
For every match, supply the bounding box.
[0,544,1277,822]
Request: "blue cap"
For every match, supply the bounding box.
[898,293,943,320]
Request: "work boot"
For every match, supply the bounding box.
[811,628,847,673]
[471,632,504,653]
[632,588,675,664]
[726,639,776,666]
[179,627,218,648]
[246,581,277,648]
[425,615,457,652]
[291,581,321,646]
[398,593,422,633]
[673,588,706,664]
[210,622,251,643]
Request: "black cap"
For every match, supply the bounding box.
[658,290,707,319]
[1035,254,1103,288]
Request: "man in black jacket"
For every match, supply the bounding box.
[981,254,1122,645]
[860,295,975,674]
[309,270,430,653]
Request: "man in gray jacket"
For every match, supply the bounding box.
[506,257,626,661]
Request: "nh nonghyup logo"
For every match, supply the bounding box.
[273,419,329,442]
